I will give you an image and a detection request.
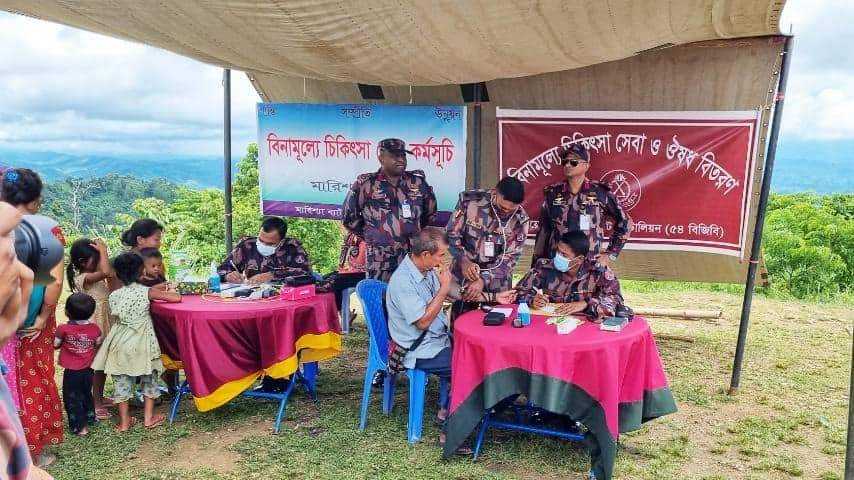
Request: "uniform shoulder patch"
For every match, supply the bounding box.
[354,172,375,185]
[534,257,552,269]
[459,190,487,203]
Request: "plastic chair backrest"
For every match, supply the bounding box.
[356,279,389,361]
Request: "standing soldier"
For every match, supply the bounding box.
[532,144,631,267]
[342,138,438,283]
[446,177,528,313]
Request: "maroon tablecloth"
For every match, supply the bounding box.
[444,309,676,480]
[151,293,342,411]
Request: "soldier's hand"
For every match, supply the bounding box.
[556,301,588,315]
[462,278,484,302]
[248,272,274,285]
[532,294,549,309]
[225,272,244,284]
[461,258,480,282]
[495,290,517,305]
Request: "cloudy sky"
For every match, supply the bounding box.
[0,1,850,157]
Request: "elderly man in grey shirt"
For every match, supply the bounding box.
[386,227,453,380]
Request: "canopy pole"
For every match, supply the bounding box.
[846,333,853,480]
[223,68,234,254]
[728,35,793,395]
[472,83,482,188]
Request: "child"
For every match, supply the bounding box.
[54,293,102,436]
[138,248,166,288]
[91,253,181,431]
[67,238,118,420]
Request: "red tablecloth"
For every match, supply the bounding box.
[444,309,676,480]
[151,293,342,411]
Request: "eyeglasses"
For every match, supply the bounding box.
[566,158,589,167]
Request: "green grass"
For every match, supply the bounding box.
[45,289,851,480]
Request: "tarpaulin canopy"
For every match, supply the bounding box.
[3,0,783,85]
[1,0,787,284]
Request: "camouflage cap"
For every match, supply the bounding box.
[558,143,589,162]
[378,138,413,155]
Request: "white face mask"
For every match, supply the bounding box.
[256,241,277,257]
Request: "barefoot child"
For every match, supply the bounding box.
[67,238,119,420]
[91,253,181,431]
[54,293,101,436]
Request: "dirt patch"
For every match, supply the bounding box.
[129,418,269,474]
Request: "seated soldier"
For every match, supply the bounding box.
[515,230,624,321]
[218,216,311,285]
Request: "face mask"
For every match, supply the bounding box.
[256,241,277,257]
[553,253,580,273]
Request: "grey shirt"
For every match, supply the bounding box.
[387,255,451,369]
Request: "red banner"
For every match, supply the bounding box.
[498,109,761,257]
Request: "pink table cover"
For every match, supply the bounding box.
[444,309,676,480]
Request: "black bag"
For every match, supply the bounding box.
[482,311,506,326]
[387,329,428,375]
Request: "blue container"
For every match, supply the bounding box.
[518,302,531,327]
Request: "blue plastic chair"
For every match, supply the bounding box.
[355,279,449,443]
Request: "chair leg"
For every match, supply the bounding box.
[359,367,375,431]
[407,369,427,444]
[273,396,288,434]
[168,380,188,424]
[341,291,351,335]
[382,372,396,414]
[301,362,318,401]
[473,410,492,461]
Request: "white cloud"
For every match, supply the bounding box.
[0,11,260,156]
[779,0,854,140]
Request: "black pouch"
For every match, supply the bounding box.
[482,311,505,326]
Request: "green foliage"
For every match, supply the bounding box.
[762,193,853,299]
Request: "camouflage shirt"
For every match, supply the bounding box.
[532,179,631,264]
[446,189,529,292]
[217,237,311,281]
[515,257,624,319]
[338,232,366,274]
[342,169,437,282]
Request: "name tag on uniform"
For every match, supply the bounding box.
[484,240,495,258]
[580,214,592,231]
[401,202,412,219]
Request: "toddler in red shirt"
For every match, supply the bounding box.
[54,293,102,436]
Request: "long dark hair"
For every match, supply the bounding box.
[120,218,164,248]
[67,238,100,292]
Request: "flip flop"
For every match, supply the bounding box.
[144,415,166,429]
[114,417,138,432]
[95,407,112,420]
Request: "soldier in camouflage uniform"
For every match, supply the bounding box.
[218,216,311,284]
[446,177,529,308]
[532,143,631,268]
[517,230,624,321]
[342,138,438,283]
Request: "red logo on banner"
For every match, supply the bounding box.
[498,110,760,257]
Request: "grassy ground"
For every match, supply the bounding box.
[44,288,851,480]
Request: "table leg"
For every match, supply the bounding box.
[300,362,318,401]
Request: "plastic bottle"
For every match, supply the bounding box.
[518,302,531,327]
[208,261,221,293]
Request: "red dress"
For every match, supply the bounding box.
[17,313,64,457]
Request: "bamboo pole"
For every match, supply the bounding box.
[634,307,722,320]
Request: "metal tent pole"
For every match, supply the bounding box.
[223,68,234,254]
[846,333,853,479]
[472,83,482,188]
[728,35,794,394]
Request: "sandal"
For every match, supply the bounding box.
[95,407,112,420]
[144,414,166,429]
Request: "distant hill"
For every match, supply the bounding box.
[0,139,851,192]
[0,149,239,188]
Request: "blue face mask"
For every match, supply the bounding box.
[553,253,581,273]
[553,253,571,272]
